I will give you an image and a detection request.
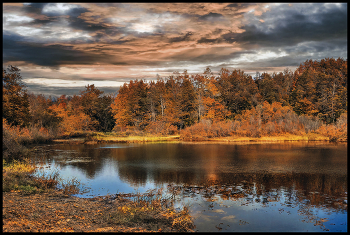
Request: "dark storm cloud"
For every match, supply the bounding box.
[222,3,347,49]
[30,17,59,25]
[197,37,222,44]
[4,33,82,66]
[22,3,48,14]
[283,39,347,56]
[225,3,253,8]
[23,4,116,42]
[25,3,86,18]
[168,32,193,43]
[198,12,224,21]
[3,32,124,67]
[66,7,111,33]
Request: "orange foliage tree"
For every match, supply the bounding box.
[48,95,94,134]
[290,58,347,123]
[3,66,30,127]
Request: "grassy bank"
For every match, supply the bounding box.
[2,159,79,195]
[198,133,331,143]
[51,131,343,144]
[52,131,180,144]
[90,132,180,143]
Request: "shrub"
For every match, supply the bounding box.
[180,120,235,140]
[316,112,347,142]
[3,118,57,160]
[144,121,179,136]
[298,115,322,133]
[3,119,28,159]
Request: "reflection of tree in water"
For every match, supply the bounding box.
[163,172,346,231]
[117,167,347,212]
[117,165,204,188]
[34,144,109,179]
[221,173,346,210]
[117,165,148,186]
[60,149,107,179]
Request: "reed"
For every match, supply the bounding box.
[106,189,194,232]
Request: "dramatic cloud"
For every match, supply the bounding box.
[2,3,347,97]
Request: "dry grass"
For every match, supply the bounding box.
[95,134,180,143]
[105,190,194,232]
[210,133,329,143]
[53,131,180,143]
[2,159,80,195]
[3,188,195,232]
[3,159,56,194]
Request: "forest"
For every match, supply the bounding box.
[3,57,348,158]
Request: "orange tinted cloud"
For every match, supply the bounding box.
[3,3,347,96]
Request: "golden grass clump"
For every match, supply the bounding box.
[106,190,195,232]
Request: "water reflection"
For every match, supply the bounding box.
[32,142,347,232]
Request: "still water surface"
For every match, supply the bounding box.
[32,142,347,232]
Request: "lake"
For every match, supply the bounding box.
[32,141,347,232]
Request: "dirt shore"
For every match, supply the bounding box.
[3,189,194,232]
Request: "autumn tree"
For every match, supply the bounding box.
[255,72,281,104]
[3,65,30,127]
[194,68,230,123]
[192,73,206,123]
[236,101,303,137]
[316,58,347,123]
[163,74,182,129]
[147,81,159,122]
[28,93,61,130]
[130,80,149,129]
[145,78,180,135]
[216,68,259,117]
[110,57,347,136]
[192,67,217,123]
[80,84,115,132]
[112,83,133,131]
[289,65,319,116]
[112,80,150,131]
[255,71,295,105]
[290,58,347,123]
[179,74,197,128]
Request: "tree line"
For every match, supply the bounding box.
[2,58,347,139]
[112,57,347,135]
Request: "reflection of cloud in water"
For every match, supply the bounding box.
[212,209,225,213]
[221,215,236,221]
[196,214,217,222]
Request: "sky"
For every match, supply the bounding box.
[3,2,347,97]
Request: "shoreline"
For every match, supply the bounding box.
[49,132,346,145]
[3,169,195,233]
[4,133,345,232]
[2,189,194,232]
